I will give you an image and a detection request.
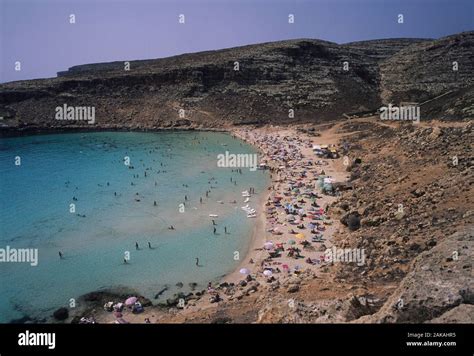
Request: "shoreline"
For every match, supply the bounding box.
[86,123,348,323]
[222,129,272,284]
[5,124,350,323]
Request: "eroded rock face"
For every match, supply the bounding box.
[1,32,472,133]
[355,227,473,323]
[380,32,474,106]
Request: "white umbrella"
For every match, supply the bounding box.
[239,268,250,275]
[125,297,137,306]
[263,270,273,277]
[264,242,274,250]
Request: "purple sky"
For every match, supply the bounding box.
[1,0,473,83]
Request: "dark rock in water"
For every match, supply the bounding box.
[188,282,198,290]
[53,307,69,321]
[176,282,184,288]
[154,287,168,299]
[219,282,229,288]
[83,292,102,302]
[9,315,32,324]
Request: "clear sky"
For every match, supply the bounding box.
[0,0,472,83]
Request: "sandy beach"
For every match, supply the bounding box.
[224,125,349,282]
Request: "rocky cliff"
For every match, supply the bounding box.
[0,32,472,133]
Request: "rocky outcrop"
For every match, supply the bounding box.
[355,227,473,323]
[427,304,474,323]
[380,32,474,104]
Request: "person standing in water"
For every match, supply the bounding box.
[148,242,152,249]
[213,227,216,234]
[224,226,227,234]
[135,242,139,250]
[59,251,63,259]
[195,258,199,266]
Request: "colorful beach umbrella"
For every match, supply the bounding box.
[295,233,305,239]
[125,297,137,306]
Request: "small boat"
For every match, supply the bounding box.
[244,197,250,203]
[209,214,218,217]
[247,214,257,218]
[241,204,250,210]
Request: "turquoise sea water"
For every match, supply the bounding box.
[0,131,269,323]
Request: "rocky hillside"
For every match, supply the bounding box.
[0,32,473,133]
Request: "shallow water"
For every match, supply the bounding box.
[0,131,269,322]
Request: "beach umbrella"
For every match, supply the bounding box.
[288,240,296,245]
[295,233,305,239]
[264,242,274,250]
[263,270,273,277]
[239,268,250,275]
[308,223,316,229]
[125,297,137,306]
[282,264,289,270]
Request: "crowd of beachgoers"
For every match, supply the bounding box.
[69,126,346,324]
[231,127,342,281]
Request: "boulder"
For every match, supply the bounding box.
[287,284,300,293]
[341,211,361,231]
[53,307,69,321]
